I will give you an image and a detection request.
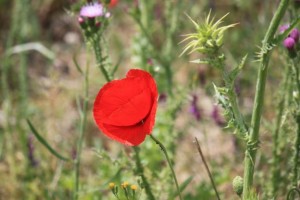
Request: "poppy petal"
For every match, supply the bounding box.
[99,122,147,146]
[93,69,158,146]
[127,69,159,134]
[94,77,152,126]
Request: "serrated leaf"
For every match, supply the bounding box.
[228,54,248,83]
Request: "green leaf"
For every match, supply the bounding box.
[26,119,69,161]
[72,54,83,74]
[190,59,209,64]
[228,54,248,84]
[171,176,193,198]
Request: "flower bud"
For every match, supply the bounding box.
[283,37,296,50]
[109,182,115,189]
[180,12,237,56]
[131,185,138,190]
[121,181,129,188]
[290,28,300,42]
[232,176,243,196]
[279,24,289,33]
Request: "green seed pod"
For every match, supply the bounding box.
[232,176,243,196]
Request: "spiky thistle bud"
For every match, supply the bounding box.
[232,176,243,196]
[181,11,237,56]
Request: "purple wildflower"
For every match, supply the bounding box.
[27,135,38,167]
[189,95,202,121]
[147,58,153,66]
[283,37,296,50]
[290,28,300,42]
[80,2,106,18]
[71,147,77,160]
[78,16,84,24]
[158,93,167,103]
[211,105,225,127]
[279,24,300,42]
[279,24,289,33]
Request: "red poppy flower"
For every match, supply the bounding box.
[93,69,158,146]
[108,0,118,8]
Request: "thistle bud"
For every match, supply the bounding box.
[232,176,243,196]
[283,37,296,50]
[181,11,237,56]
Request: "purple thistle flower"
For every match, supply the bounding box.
[283,37,296,50]
[279,24,289,33]
[80,2,106,18]
[211,105,225,127]
[290,28,300,42]
[189,95,202,121]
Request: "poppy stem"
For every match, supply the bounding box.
[133,147,156,200]
[149,134,183,200]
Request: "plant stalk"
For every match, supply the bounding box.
[150,134,183,200]
[133,146,156,200]
[271,64,289,196]
[93,37,111,82]
[74,64,89,200]
[242,0,290,198]
[195,137,221,200]
[292,58,300,188]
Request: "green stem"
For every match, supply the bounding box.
[133,147,156,200]
[292,58,300,188]
[195,137,221,200]
[242,0,290,198]
[74,64,89,200]
[150,135,183,200]
[293,115,300,187]
[93,37,111,82]
[223,70,248,137]
[162,0,181,96]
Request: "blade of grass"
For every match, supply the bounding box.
[73,54,83,74]
[171,176,193,198]
[26,119,69,161]
[195,137,221,200]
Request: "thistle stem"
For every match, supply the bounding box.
[195,137,221,200]
[292,58,300,188]
[150,134,183,200]
[93,37,111,82]
[223,71,248,137]
[133,146,156,200]
[74,64,89,200]
[242,0,290,198]
[293,115,300,187]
